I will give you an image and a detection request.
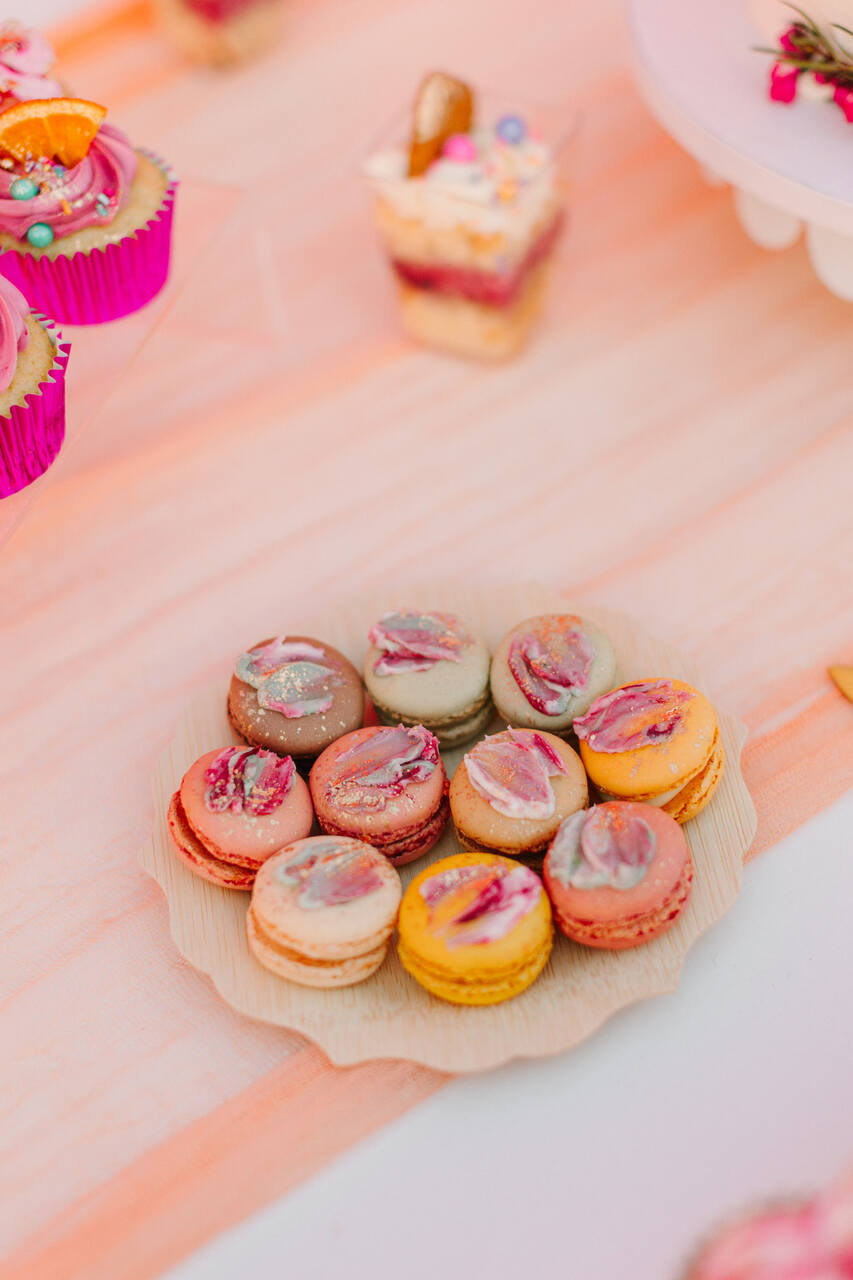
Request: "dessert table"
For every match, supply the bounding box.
[1,0,852,1277]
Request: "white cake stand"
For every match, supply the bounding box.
[626,0,853,298]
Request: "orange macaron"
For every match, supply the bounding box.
[543,801,694,948]
[573,678,724,823]
[168,746,314,890]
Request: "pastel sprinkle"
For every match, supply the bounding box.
[442,133,477,162]
[25,222,54,247]
[10,177,38,200]
[496,114,527,144]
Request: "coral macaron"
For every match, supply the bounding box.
[398,852,553,1005]
[247,836,402,987]
[543,801,694,949]
[167,746,314,890]
[574,678,725,823]
[228,634,364,763]
[309,724,449,866]
[449,727,587,864]
[490,612,617,735]
[363,609,492,747]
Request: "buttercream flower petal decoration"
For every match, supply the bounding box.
[0,97,107,167]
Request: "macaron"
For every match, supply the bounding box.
[573,678,725,823]
[228,635,364,763]
[167,746,314,890]
[491,613,617,735]
[397,852,553,1005]
[363,609,492,747]
[247,836,402,987]
[543,801,694,949]
[309,724,449,866]
[449,727,588,864]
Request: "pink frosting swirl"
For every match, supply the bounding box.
[0,123,138,241]
[204,746,295,817]
[420,862,542,948]
[0,23,62,103]
[464,728,567,820]
[0,273,30,395]
[328,725,440,812]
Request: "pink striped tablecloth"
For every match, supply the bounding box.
[1,0,852,1276]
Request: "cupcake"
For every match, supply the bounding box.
[155,0,285,66]
[0,96,176,324]
[0,22,62,109]
[0,272,68,497]
[364,72,569,360]
[363,609,492,747]
[491,613,617,736]
[449,727,588,865]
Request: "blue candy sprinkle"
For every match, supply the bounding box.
[25,222,54,248]
[496,114,527,145]
[10,177,39,201]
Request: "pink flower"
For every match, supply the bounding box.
[770,61,800,104]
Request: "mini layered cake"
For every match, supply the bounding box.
[310,724,449,866]
[449,727,587,864]
[574,679,725,823]
[168,745,314,889]
[228,634,364,765]
[248,836,402,987]
[363,608,492,747]
[365,72,566,360]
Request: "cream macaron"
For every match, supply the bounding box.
[363,608,492,746]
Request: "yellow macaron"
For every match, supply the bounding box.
[573,678,724,823]
[397,852,553,1005]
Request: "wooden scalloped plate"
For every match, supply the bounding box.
[140,583,756,1073]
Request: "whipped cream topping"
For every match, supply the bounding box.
[548,807,656,891]
[276,839,384,910]
[365,120,557,239]
[204,746,295,817]
[369,609,471,675]
[574,680,695,753]
[236,638,338,718]
[464,728,567,820]
[0,274,30,395]
[508,619,593,715]
[420,861,542,948]
[328,725,440,812]
[0,123,138,241]
[0,23,61,103]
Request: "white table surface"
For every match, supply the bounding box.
[162,793,853,1280]
[11,3,853,1275]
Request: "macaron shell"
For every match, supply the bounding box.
[371,688,493,748]
[310,726,447,845]
[398,852,553,988]
[167,792,255,890]
[544,802,692,925]
[363,630,491,723]
[449,733,588,857]
[579,680,719,798]
[397,932,551,1005]
[317,792,450,866]
[180,749,314,869]
[553,857,694,950]
[249,837,402,962]
[246,910,391,987]
[491,614,617,733]
[660,732,725,823]
[228,636,364,759]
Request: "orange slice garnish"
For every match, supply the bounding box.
[0,97,107,168]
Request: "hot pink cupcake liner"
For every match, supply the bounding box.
[0,315,69,498]
[0,153,177,326]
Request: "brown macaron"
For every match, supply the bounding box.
[450,728,588,865]
[228,635,364,763]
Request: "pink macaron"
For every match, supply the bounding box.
[168,746,314,890]
[309,724,449,866]
[543,801,694,949]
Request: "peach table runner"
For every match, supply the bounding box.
[1,0,852,1276]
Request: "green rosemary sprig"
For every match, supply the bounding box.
[753,5,853,89]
